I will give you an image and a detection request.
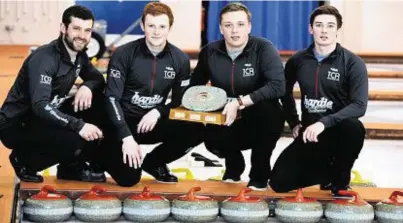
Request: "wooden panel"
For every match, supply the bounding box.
[20,176,401,203]
[0,176,15,223]
[0,75,17,223]
[0,45,33,76]
[369,71,403,79]
[293,89,403,101]
[0,144,15,223]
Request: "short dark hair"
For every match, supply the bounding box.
[310,5,343,29]
[220,2,251,24]
[62,5,94,28]
[142,2,174,27]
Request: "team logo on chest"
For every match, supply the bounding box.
[164,66,176,79]
[242,63,255,77]
[327,67,340,82]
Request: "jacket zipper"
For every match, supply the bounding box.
[315,63,321,97]
[231,62,235,95]
[151,57,157,94]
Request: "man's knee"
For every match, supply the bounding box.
[336,118,365,139]
[114,172,141,187]
[269,177,293,193]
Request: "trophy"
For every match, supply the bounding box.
[169,86,240,125]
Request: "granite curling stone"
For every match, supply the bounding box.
[182,85,227,112]
[375,190,403,223]
[123,186,170,222]
[275,188,323,223]
[74,185,122,222]
[221,187,269,223]
[171,186,219,222]
[23,185,73,222]
[325,190,374,223]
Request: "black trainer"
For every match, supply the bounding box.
[247,180,268,191]
[331,185,353,198]
[222,170,241,183]
[9,152,43,183]
[320,182,333,190]
[56,162,106,182]
[142,164,178,183]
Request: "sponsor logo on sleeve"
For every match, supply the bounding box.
[109,69,121,78]
[181,79,190,87]
[49,95,71,108]
[40,74,52,85]
[44,104,68,123]
[108,97,121,121]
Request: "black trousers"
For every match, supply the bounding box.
[269,118,366,193]
[204,101,284,182]
[0,94,107,172]
[97,116,204,187]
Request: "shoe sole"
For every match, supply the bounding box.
[332,195,353,199]
[248,186,268,191]
[156,180,178,184]
[222,179,241,184]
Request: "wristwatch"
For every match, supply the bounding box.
[236,97,245,110]
[236,97,243,106]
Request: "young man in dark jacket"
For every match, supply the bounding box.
[0,5,106,183]
[190,3,285,191]
[269,5,368,196]
[99,2,203,187]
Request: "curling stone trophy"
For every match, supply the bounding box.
[169,85,239,125]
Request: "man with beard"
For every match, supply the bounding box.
[269,5,368,197]
[98,2,203,187]
[0,5,106,183]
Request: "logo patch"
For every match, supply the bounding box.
[164,67,176,79]
[327,67,340,81]
[109,69,121,78]
[181,79,190,87]
[131,92,164,109]
[303,95,333,113]
[50,95,70,108]
[40,74,52,85]
[242,67,255,77]
[76,68,81,77]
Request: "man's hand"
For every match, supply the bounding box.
[122,136,142,169]
[292,124,302,138]
[222,100,240,126]
[302,122,325,143]
[137,109,160,133]
[79,123,103,141]
[73,85,92,112]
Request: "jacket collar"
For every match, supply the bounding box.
[305,42,342,60]
[217,35,254,55]
[55,36,87,64]
[140,37,171,58]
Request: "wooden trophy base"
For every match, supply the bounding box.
[169,107,238,125]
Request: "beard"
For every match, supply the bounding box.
[64,32,88,52]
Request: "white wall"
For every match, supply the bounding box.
[162,0,201,50]
[0,0,74,45]
[330,0,403,53]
